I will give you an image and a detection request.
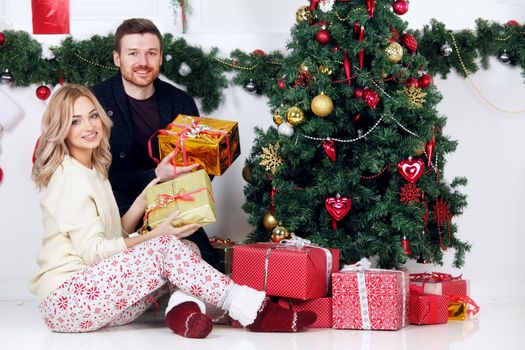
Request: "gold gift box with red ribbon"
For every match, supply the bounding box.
[158,115,241,176]
[143,169,216,230]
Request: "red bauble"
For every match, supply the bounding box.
[366,0,376,18]
[401,33,417,54]
[322,139,337,162]
[353,87,364,99]
[362,89,380,109]
[0,32,5,46]
[316,29,331,45]
[505,20,519,27]
[332,46,340,52]
[418,74,433,89]
[405,78,419,87]
[397,158,425,183]
[352,113,361,123]
[36,85,51,100]
[251,49,266,56]
[402,237,413,255]
[278,79,286,90]
[392,0,409,15]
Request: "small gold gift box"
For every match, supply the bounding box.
[158,115,240,176]
[448,302,467,320]
[143,169,216,230]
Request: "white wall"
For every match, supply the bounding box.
[0,0,524,300]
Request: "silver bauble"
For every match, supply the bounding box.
[0,69,13,85]
[244,79,258,94]
[499,50,511,65]
[165,54,173,62]
[278,122,294,137]
[440,43,453,57]
[178,62,192,76]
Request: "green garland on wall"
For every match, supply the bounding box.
[0,18,524,113]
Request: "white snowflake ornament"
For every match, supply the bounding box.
[319,0,335,12]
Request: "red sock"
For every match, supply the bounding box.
[247,298,317,332]
[165,302,213,338]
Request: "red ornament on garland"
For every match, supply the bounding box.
[325,194,352,230]
[397,158,425,183]
[36,85,51,101]
[402,236,413,255]
[401,33,417,54]
[322,138,337,162]
[353,87,364,99]
[425,136,435,166]
[400,182,421,203]
[353,113,361,123]
[392,0,409,15]
[505,20,519,27]
[309,0,320,11]
[251,49,266,56]
[357,25,365,69]
[316,28,331,45]
[366,0,376,18]
[405,78,419,87]
[362,89,380,109]
[418,74,433,89]
[343,50,352,85]
[0,32,5,46]
[278,78,286,90]
[433,198,452,250]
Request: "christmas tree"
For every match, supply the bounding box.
[242,0,470,269]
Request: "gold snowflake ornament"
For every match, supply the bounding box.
[259,143,284,174]
[404,85,427,109]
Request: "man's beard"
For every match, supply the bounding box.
[122,65,159,87]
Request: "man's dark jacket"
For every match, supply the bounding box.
[92,72,217,267]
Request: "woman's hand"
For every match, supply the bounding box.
[149,210,201,239]
[154,151,200,182]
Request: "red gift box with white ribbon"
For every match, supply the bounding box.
[278,297,333,328]
[332,258,409,330]
[410,272,467,296]
[231,237,339,300]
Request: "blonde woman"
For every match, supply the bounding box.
[29,84,316,337]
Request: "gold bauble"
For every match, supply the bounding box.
[414,143,425,156]
[271,225,290,243]
[380,70,388,79]
[385,42,404,63]
[241,164,252,182]
[286,106,306,126]
[273,111,284,126]
[311,93,334,117]
[296,6,313,23]
[262,212,279,231]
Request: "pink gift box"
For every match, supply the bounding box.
[332,269,409,330]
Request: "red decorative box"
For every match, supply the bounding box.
[278,297,332,328]
[231,242,339,300]
[409,293,449,325]
[332,261,409,330]
[410,272,467,296]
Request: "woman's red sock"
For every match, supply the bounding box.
[247,298,317,332]
[165,301,213,338]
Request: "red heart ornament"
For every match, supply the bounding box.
[325,195,352,221]
[397,158,425,183]
[322,139,337,162]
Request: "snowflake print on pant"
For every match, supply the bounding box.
[39,235,232,332]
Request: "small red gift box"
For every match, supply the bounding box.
[278,297,332,328]
[231,242,339,300]
[409,292,449,325]
[332,259,409,330]
[410,272,467,296]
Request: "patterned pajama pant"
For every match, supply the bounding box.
[39,235,232,332]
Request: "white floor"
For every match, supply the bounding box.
[1,297,524,350]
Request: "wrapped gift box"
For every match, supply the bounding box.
[210,236,236,275]
[409,293,449,325]
[332,263,409,330]
[447,295,480,321]
[143,169,215,229]
[158,115,240,176]
[278,297,332,328]
[410,272,467,296]
[232,242,340,300]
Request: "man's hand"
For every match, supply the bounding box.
[154,151,200,182]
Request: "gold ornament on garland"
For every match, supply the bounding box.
[259,143,284,174]
[273,110,284,126]
[318,65,333,76]
[385,41,404,63]
[404,85,427,109]
[271,225,290,243]
[263,212,279,231]
[296,6,314,24]
[286,106,306,126]
[311,93,334,117]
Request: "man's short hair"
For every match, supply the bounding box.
[114,18,163,53]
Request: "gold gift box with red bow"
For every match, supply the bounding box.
[158,115,240,176]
